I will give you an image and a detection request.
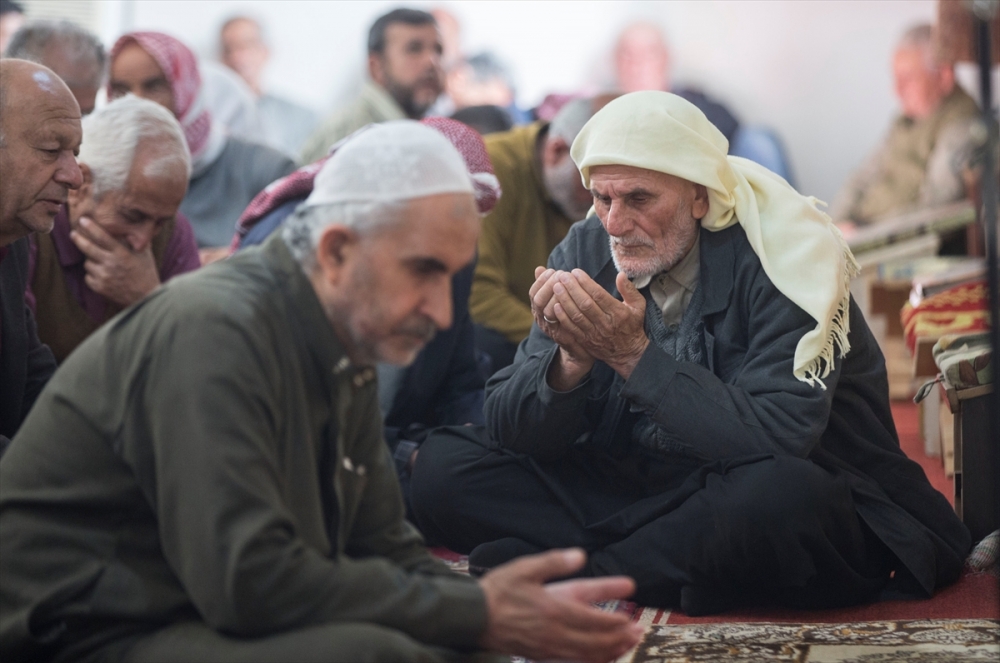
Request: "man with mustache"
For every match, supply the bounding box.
[410,92,970,616]
[0,121,643,663]
[300,8,445,164]
[0,58,82,453]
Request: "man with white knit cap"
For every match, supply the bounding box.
[410,93,971,615]
[0,121,643,662]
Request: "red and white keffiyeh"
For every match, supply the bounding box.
[230,117,501,252]
[109,32,223,173]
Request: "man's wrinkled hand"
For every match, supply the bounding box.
[478,549,643,663]
[549,270,649,380]
[70,217,161,307]
[531,266,596,391]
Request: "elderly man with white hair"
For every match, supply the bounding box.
[410,92,971,616]
[25,95,199,363]
[0,120,643,663]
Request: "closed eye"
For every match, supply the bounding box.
[407,257,448,277]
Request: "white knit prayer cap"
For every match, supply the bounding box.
[304,120,475,208]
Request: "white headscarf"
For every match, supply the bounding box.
[571,91,860,387]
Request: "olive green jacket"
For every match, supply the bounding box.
[299,80,407,164]
[470,123,575,343]
[0,234,487,661]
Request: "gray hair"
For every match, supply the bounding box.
[897,23,947,68]
[549,97,598,144]
[79,95,191,200]
[282,200,405,270]
[3,20,105,88]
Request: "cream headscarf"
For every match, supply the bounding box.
[571,91,860,387]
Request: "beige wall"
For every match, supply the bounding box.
[117,0,937,203]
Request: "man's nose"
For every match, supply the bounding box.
[57,154,84,190]
[424,48,442,72]
[128,223,158,252]
[603,200,630,236]
[423,281,453,331]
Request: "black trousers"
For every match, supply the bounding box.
[410,427,895,614]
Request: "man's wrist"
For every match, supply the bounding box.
[547,347,594,392]
[607,337,650,381]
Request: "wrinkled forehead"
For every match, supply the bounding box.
[588,163,690,190]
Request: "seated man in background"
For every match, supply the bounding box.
[0,59,80,452]
[831,23,979,233]
[233,117,499,503]
[26,95,199,363]
[0,121,642,663]
[3,19,105,116]
[108,31,295,263]
[219,14,318,158]
[300,8,444,163]
[411,92,970,616]
[470,96,604,372]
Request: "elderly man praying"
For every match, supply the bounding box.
[26,95,199,363]
[0,121,643,663]
[410,92,971,615]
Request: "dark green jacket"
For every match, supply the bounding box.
[0,235,487,661]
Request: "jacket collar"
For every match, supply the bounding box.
[260,233,359,392]
[697,225,736,317]
[361,79,408,123]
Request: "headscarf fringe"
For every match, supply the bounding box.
[796,234,861,389]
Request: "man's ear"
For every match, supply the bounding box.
[314,224,357,286]
[541,135,570,168]
[67,163,94,210]
[368,53,387,86]
[691,184,710,221]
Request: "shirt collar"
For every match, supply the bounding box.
[50,204,85,268]
[631,233,701,290]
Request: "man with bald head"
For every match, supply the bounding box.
[0,58,82,452]
[411,92,969,616]
[832,23,979,231]
[4,19,106,115]
[0,121,642,662]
